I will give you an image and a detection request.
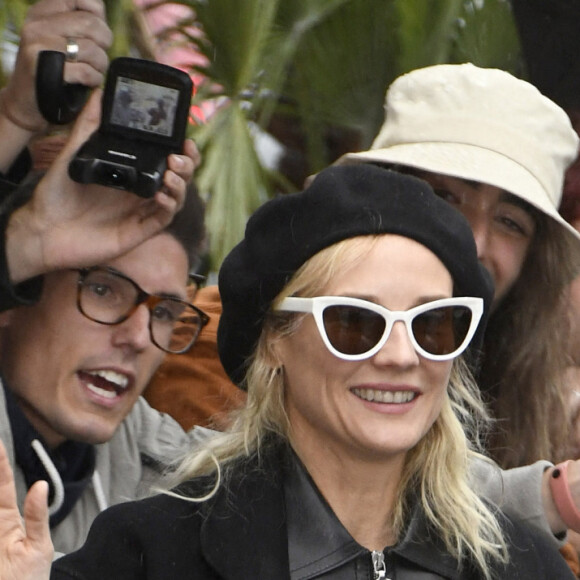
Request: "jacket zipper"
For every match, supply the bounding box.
[371,550,388,580]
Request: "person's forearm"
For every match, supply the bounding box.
[543,460,580,536]
[5,203,43,284]
[470,456,568,547]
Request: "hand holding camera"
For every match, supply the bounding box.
[68,57,193,198]
[8,78,196,286]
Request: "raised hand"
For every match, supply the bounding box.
[1,0,112,136]
[0,440,53,580]
[6,89,196,284]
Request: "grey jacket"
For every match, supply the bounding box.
[0,381,209,555]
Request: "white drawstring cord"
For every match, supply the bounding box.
[31,439,108,516]
[91,469,108,512]
[31,439,64,516]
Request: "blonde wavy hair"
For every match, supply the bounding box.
[171,236,508,579]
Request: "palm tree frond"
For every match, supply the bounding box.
[192,102,268,269]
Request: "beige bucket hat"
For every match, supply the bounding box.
[336,63,580,246]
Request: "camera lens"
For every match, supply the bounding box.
[108,170,125,184]
[95,162,134,190]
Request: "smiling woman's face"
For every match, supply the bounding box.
[416,171,537,306]
[275,234,454,465]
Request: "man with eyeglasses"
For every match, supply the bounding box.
[0,172,210,557]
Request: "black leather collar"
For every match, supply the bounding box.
[284,449,466,579]
[285,452,368,579]
[199,440,473,579]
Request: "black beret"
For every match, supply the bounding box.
[218,164,494,386]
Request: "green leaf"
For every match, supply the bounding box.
[394,0,464,73]
[454,0,523,74]
[188,0,281,96]
[192,102,268,269]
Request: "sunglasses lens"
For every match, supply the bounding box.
[411,306,472,356]
[322,305,386,355]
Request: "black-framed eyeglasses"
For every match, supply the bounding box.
[75,267,209,354]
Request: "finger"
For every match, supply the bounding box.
[22,14,112,55]
[41,11,113,50]
[52,88,102,166]
[63,58,108,88]
[568,460,580,488]
[167,152,194,183]
[159,170,186,212]
[22,481,51,551]
[26,0,107,20]
[0,440,18,508]
[17,14,111,89]
[62,37,110,70]
[18,36,109,89]
[149,190,181,226]
[183,139,202,168]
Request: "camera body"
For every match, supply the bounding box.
[69,57,193,198]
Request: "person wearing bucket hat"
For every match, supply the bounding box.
[336,63,580,474]
[12,164,573,579]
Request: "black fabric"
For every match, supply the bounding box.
[4,385,95,527]
[51,440,575,580]
[0,148,32,201]
[285,451,365,578]
[3,148,32,187]
[0,175,43,312]
[0,175,17,199]
[218,164,494,386]
[285,451,479,579]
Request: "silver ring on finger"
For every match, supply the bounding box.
[65,37,80,62]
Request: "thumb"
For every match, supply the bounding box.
[22,480,52,552]
[53,88,103,166]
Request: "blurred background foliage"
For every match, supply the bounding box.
[0,0,523,271]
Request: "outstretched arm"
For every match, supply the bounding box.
[0,441,53,580]
[473,455,580,543]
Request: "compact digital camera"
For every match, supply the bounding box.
[69,57,193,198]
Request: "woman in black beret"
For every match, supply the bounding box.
[2,164,575,579]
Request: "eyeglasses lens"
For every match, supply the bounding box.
[322,304,472,357]
[323,305,386,355]
[80,270,135,323]
[150,301,201,353]
[411,306,472,355]
[79,269,202,354]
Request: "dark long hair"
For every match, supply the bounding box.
[480,215,578,468]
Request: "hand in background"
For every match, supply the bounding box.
[1,0,112,136]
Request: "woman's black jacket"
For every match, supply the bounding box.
[51,442,575,579]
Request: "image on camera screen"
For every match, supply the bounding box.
[110,76,179,137]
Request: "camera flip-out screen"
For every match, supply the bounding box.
[69,57,193,198]
[110,77,179,138]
